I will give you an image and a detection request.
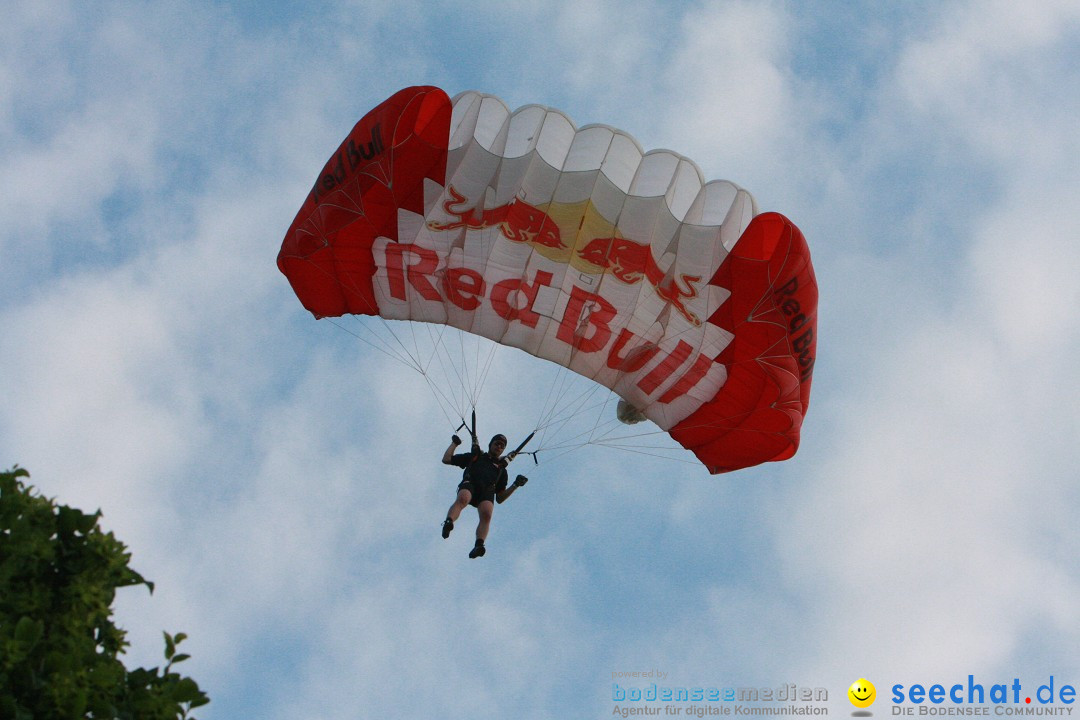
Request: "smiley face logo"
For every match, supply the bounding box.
[848,678,876,708]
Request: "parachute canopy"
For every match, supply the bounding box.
[278,86,817,473]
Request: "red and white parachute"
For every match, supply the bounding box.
[278,86,817,473]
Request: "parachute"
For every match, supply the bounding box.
[278,86,817,473]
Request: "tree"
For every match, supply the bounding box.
[0,466,209,719]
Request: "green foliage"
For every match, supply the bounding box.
[0,466,209,719]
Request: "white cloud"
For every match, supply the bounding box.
[771,0,1080,681]
[968,185,1080,359]
[549,0,660,98]
[894,0,1080,169]
[658,1,797,185]
[0,269,199,517]
[268,534,593,719]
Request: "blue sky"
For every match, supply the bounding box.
[3,1,1079,718]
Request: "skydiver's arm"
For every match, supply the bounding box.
[496,475,528,503]
[442,436,462,464]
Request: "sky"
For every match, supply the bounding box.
[2,0,1079,717]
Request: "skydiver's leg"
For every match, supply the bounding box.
[469,500,494,558]
[443,488,472,538]
[476,500,494,540]
[447,488,471,522]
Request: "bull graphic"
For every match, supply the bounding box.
[577,236,703,326]
[426,186,565,249]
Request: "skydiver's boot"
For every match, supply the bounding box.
[441,518,453,539]
[469,538,486,558]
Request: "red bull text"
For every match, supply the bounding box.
[382,242,716,407]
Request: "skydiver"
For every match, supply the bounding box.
[441,433,528,558]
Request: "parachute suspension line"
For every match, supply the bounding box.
[305,274,481,427]
[525,328,619,455]
[534,377,605,438]
[328,314,468,432]
[403,340,473,429]
[300,260,421,373]
[538,403,621,451]
[453,324,495,410]
[419,320,471,413]
[408,316,442,373]
[332,294,516,431]
[527,361,620,458]
[584,393,627,449]
[348,313,416,370]
[422,376,467,431]
[420,322,495,415]
[533,394,684,460]
[542,436,701,467]
[393,271,504,418]
[528,394,701,464]
[455,325,475,407]
[358,279,481,423]
[435,331,491,422]
[364,314,431,374]
[411,315,468,412]
[524,339,703,463]
[539,340,607,428]
[328,317,423,372]
[529,358,581,446]
[444,329,472,414]
[338,311,475,428]
[333,310,696,466]
[308,267,473,426]
[471,332,501,407]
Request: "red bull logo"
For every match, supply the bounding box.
[427,186,703,326]
[427,186,565,249]
[577,237,703,326]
